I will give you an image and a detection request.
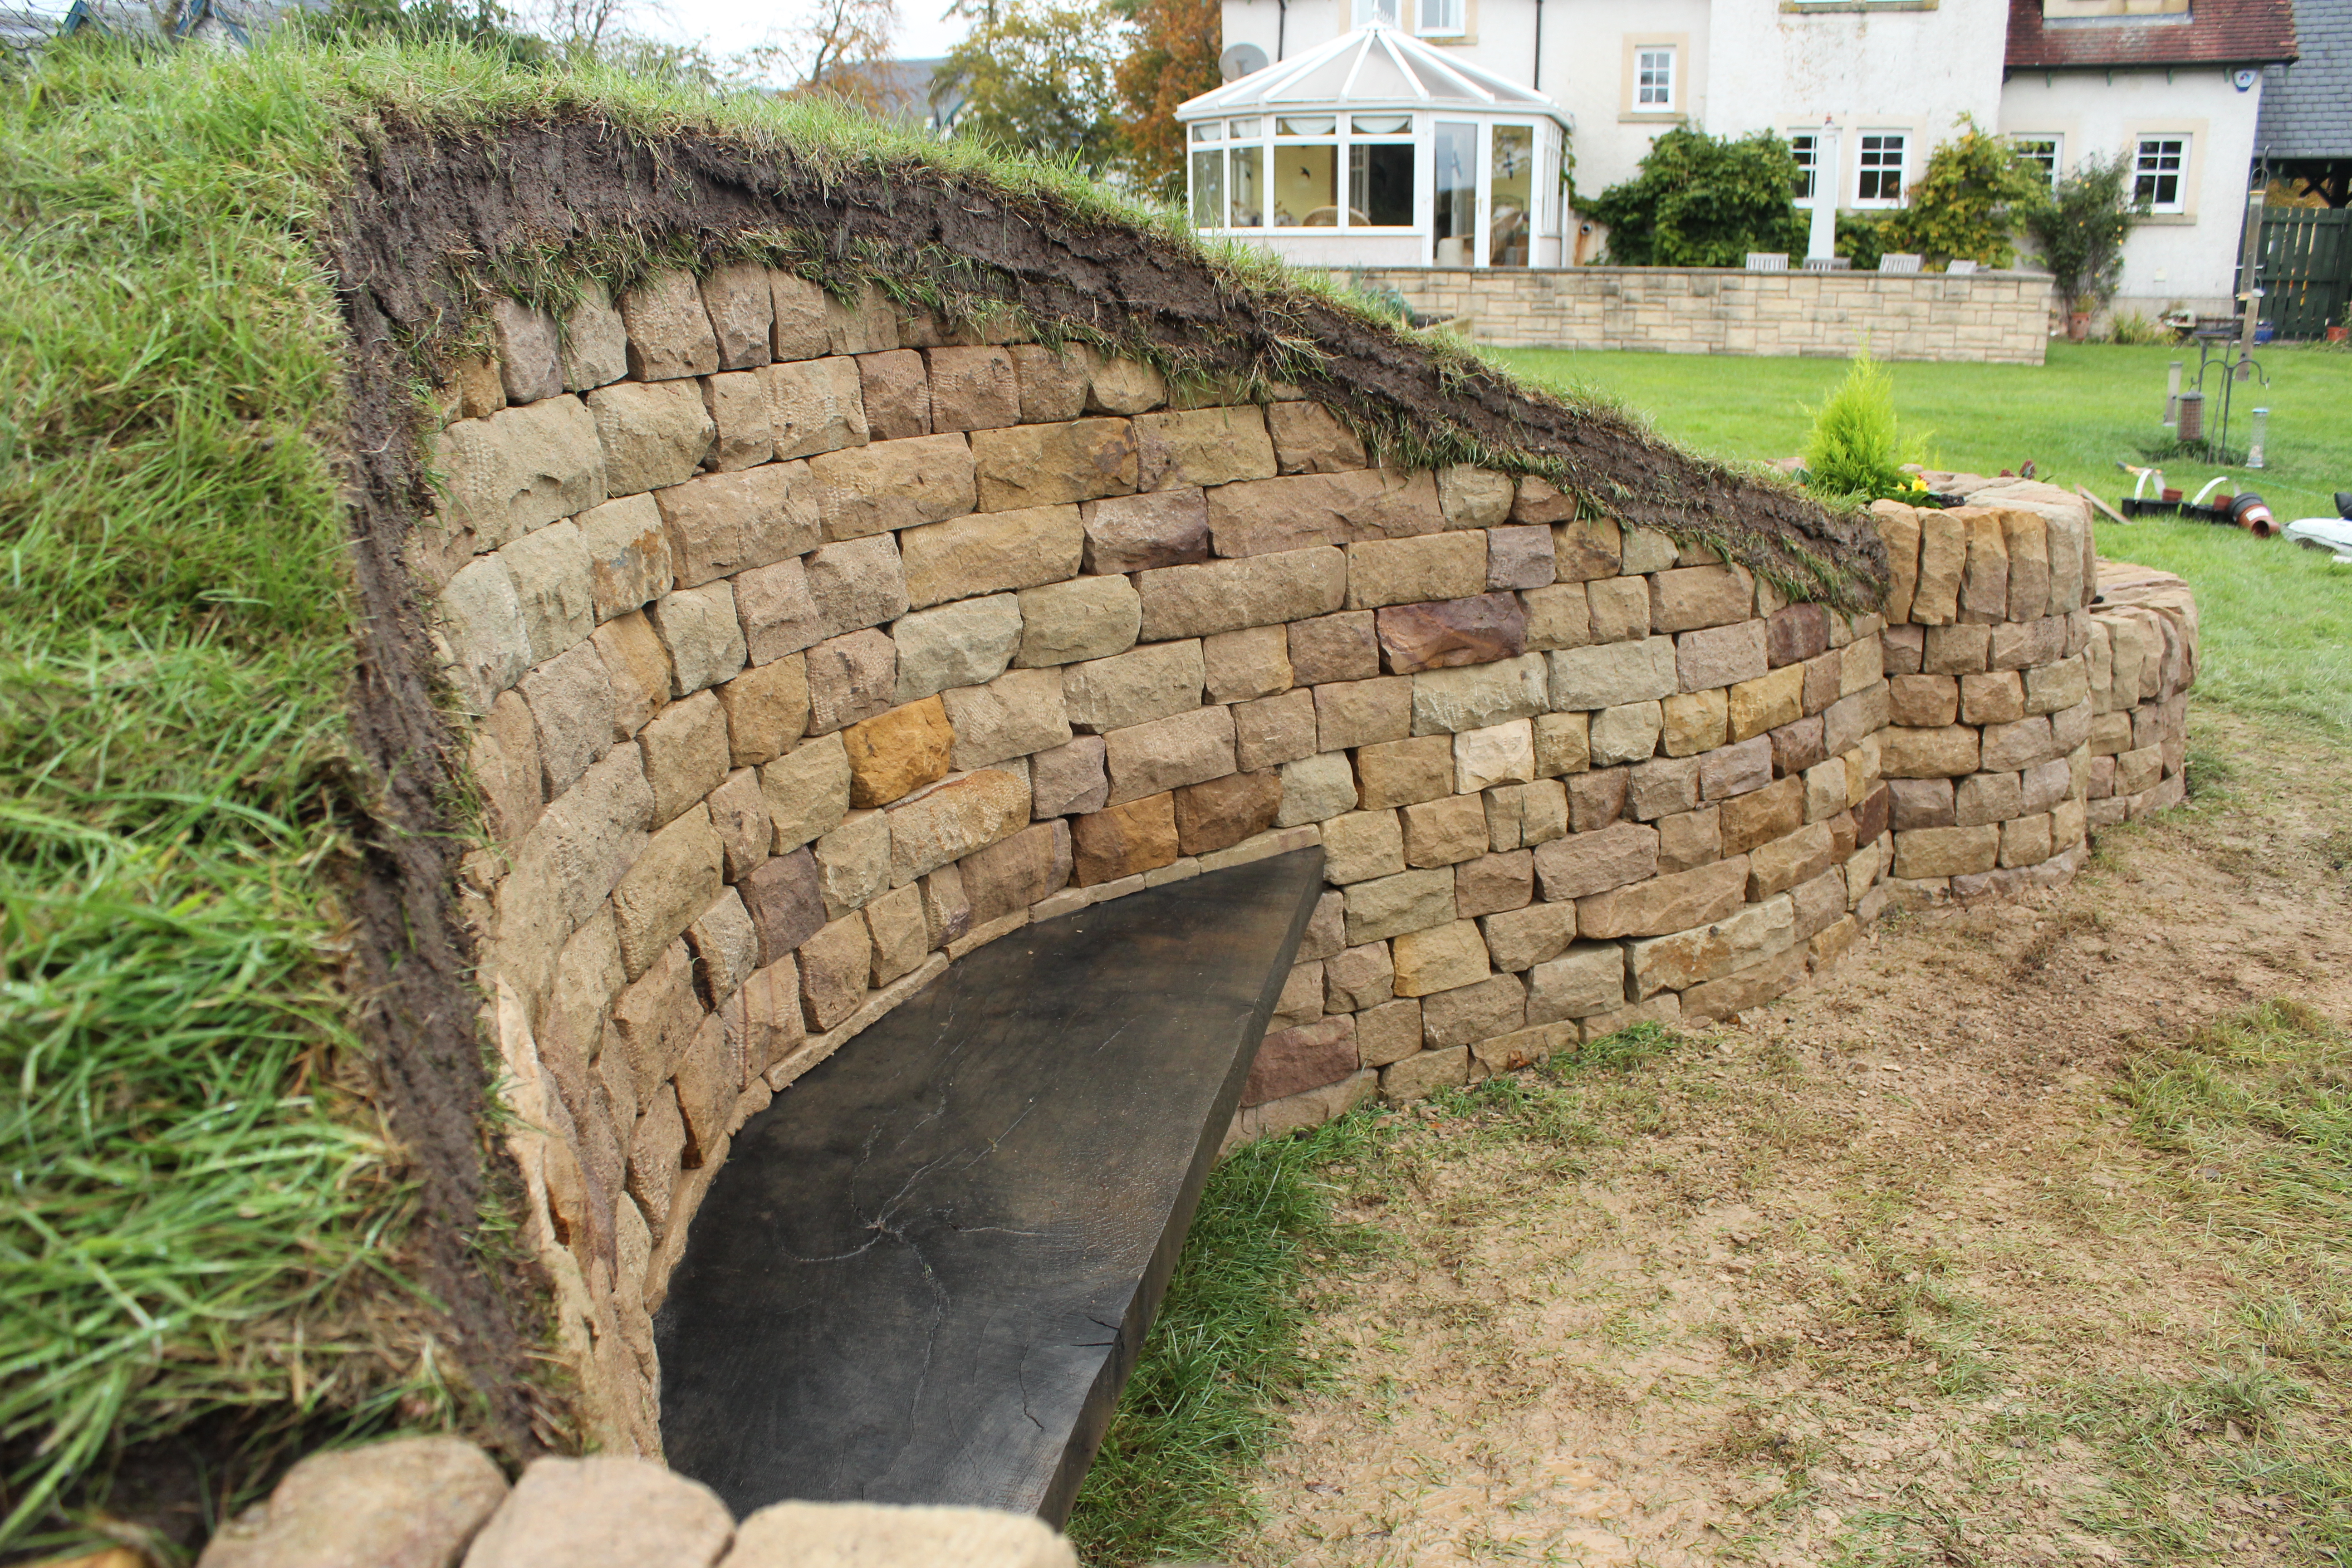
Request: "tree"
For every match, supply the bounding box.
[933,0,1125,177]
[319,0,549,62]
[1583,126,1806,267]
[1878,115,2046,268]
[1113,0,1220,203]
[755,0,899,104]
[2019,150,2140,314]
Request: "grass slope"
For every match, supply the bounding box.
[1496,343,2352,736]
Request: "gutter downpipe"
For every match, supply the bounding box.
[1531,0,1541,88]
[1277,0,1287,60]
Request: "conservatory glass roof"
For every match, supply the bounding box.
[1176,23,1571,128]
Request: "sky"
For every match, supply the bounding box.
[639,0,972,68]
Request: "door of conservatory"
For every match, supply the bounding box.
[1432,121,1537,267]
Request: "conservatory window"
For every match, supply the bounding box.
[1434,120,1477,265]
[1191,121,1220,142]
[1857,132,1906,204]
[1419,0,1464,36]
[1229,144,1266,227]
[1190,148,1224,228]
[1349,117,1416,226]
[1274,140,1340,226]
[1490,123,1534,265]
[2135,136,2187,212]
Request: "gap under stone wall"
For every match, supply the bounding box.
[424,266,2195,1460]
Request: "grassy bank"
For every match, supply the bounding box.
[1495,343,2352,737]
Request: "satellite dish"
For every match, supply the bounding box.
[1220,43,1269,81]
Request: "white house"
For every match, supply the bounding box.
[1187,0,2297,316]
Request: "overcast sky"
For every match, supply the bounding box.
[638,0,971,69]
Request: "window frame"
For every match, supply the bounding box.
[2009,133,2063,193]
[1789,130,1820,205]
[1415,0,1467,39]
[2133,134,2188,214]
[1855,130,1908,206]
[1634,46,1675,111]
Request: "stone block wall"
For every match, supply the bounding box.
[420,265,2194,1457]
[1341,266,2054,365]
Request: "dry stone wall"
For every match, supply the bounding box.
[421,265,2196,1459]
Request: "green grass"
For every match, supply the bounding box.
[1494,343,2352,736]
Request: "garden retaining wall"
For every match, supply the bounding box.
[414,267,2192,1468]
[1340,265,2055,364]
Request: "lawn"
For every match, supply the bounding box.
[1494,342,2352,737]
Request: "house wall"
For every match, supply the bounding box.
[1999,64,2264,317]
[422,266,2190,1460]
[1341,264,2053,361]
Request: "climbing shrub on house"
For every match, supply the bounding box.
[1584,126,1806,267]
[2020,150,2141,316]
[1878,114,2047,269]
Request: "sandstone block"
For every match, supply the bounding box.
[1210,469,1441,557]
[761,356,868,461]
[1627,755,1700,822]
[1888,776,1955,829]
[742,848,827,965]
[1522,582,1592,653]
[799,913,873,1031]
[202,1436,509,1568]
[704,765,771,882]
[619,271,720,380]
[941,666,1073,770]
[1493,778,1568,848]
[1376,593,1527,674]
[1911,509,1965,624]
[1352,998,1421,1065]
[1011,343,1089,423]
[804,629,898,733]
[461,1456,728,1568]
[810,433,977,544]
[1401,794,1487,868]
[1747,822,1836,899]
[560,285,630,392]
[814,807,893,916]
[1568,767,1628,832]
[1627,894,1794,999]
[1893,823,1999,878]
[893,594,1021,703]
[686,887,762,1011]
[923,345,1020,433]
[961,820,1073,921]
[857,350,931,441]
[1880,725,1980,778]
[824,284,901,356]
[1173,770,1282,857]
[1203,624,1292,704]
[1481,525,1553,592]
[1381,1046,1470,1102]
[1138,546,1348,640]
[1411,652,1548,735]
[655,464,817,588]
[1276,751,1360,825]
[1720,774,1801,855]
[613,806,725,979]
[1433,465,1513,528]
[1533,711,1591,779]
[1478,892,1574,972]
[588,379,712,497]
[1925,622,1992,676]
[804,535,909,638]
[2002,511,2051,623]
[1064,639,1205,733]
[1993,615,2068,674]
[1548,636,1677,710]
[902,505,1084,610]
[1960,669,2025,725]
[972,418,1137,510]
[1872,503,1921,623]
[1649,565,1752,632]
[637,689,730,826]
[1133,406,1278,491]
[1268,401,1368,473]
[1345,866,1456,944]
[732,558,825,666]
[1081,489,1210,573]
[1803,756,1849,822]
[513,640,607,802]
[1029,735,1109,818]
[1589,700,1663,768]
[1243,1016,1358,1107]
[1999,811,2053,868]
[1525,943,1627,1023]
[1324,941,1396,1013]
[1509,474,1577,525]
[863,881,931,987]
[843,697,953,808]
[1765,603,1831,668]
[592,611,672,735]
[1680,945,1807,1023]
[1455,719,1535,794]
[1347,531,1485,609]
[1082,352,1164,415]
[1980,714,2055,772]
[499,522,597,665]
[648,582,747,696]
[437,395,607,550]
[760,730,852,853]
[1007,576,1139,669]
[1315,674,1412,751]
[1455,848,1534,918]
[1726,664,1803,741]
[1620,527,1679,574]
[1677,621,1767,692]
[1576,856,1749,940]
[1353,733,1453,809]
[1889,673,1959,728]
[1656,804,1721,872]
[1234,688,1318,771]
[574,494,675,622]
[2024,655,2088,716]
[700,369,773,471]
[1323,808,1406,885]
[1533,819,1658,901]
[437,558,533,707]
[470,691,544,846]
[1071,793,1179,884]
[888,768,1031,885]
[766,273,829,360]
[1957,510,2010,623]
[1553,517,1624,581]
[1104,705,1236,805]
[1696,735,1772,803]
[1770,714,1826,778]
[1422,972,1526,1049]
[1392,920,1490,997]
[1288,610,1382,683]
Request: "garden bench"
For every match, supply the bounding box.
[1745,252,1789,271]
[1879,252,1924,274]
[653,848,1328,1525]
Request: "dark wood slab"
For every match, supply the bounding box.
[653,847,1327,1524]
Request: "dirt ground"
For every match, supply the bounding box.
[1236,705,2352,1568]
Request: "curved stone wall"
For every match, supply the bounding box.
[421,267,2196,1455]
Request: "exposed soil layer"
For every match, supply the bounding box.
[1235,705,2351,1567]
[332,120,1886,604]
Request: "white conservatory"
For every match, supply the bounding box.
[1174,21,1572,269]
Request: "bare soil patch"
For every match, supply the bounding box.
[1239,705,2351,1567]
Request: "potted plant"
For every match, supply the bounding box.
[2019,152,2138,343]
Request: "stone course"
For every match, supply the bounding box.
[428,274,2196,1476]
